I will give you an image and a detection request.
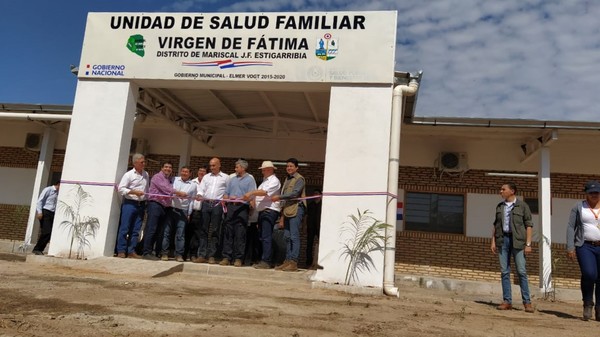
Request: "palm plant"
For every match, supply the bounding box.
[58,184,100,259]
[340,209,391,286]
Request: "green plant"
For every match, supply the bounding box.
[340,209,391,286]
[58,184,100,259]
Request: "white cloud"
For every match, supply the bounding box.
[160,0,599,121]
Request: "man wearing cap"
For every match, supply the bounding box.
[243,160,281,269]
[270,158,306,272]
[491,182,534,313]
[567,180,600,320]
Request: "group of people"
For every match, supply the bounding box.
[31,155,600,320]
[492,180,600,321]
[115,154,321,272]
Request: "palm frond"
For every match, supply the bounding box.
[57,184,101,259]
[339,209,392,286]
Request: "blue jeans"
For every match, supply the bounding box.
[143,201,168,256]
[284,205,304,262]
[498,234,531,304]
[162,208,187,257]
[576,242,600,305]
[115,200,145,254]
[258,209,280,263]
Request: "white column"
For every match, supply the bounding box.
[24,127,56,247]
[538,146,553,293]
[313,85,393,287]
[179,134,192,171]
[48,80,138,259]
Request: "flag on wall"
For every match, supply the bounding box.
[397,202,403,221]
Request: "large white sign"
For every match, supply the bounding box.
[78,11,397,83]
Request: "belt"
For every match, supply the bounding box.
[585,241,600,247]
[123,199,146,206]
[260,208,279,214]
[503,232,512,237]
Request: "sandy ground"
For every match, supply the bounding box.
[0,253,598,337]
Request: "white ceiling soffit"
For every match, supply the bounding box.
[137,86,331,141]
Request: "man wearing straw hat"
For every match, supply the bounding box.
[243,160,281,269]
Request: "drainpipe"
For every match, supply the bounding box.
[384,76,419,297]
[0,112,71,121]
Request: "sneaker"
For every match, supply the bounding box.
[128,252,141,259]
[253,261,272,269]
[524,303,534,313]
[282,260,298,272]
[219,259,230,266]
[116,252,126,258]
[234,259,242,267]
[161,255,169,261]
[143,254,159,261]
[175,256,184,262]
[275,260,290,270]
[208,257,216,264]
[32,250,44,256]
[497,302,512,310]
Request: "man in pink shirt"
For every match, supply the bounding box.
[142,162,187,260]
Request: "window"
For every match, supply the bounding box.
[524,198,539,214]
[404,192,464,234]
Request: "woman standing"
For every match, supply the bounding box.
[567,180,600,321]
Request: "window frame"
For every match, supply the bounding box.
[403,190,466,234]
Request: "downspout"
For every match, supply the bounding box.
[0,112,72,121]
[384,77,419,297]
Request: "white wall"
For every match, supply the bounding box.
[551,198,578,244]
[0,168,36,205]
[0,120,68,149]
[401,125,600,175]
[49,80,138,259]
[314,84,393,287]
[464,193,575,244]
[134,125,326,163]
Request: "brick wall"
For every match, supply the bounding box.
[398,165,600,197]
[0,204,30,240]
[396,231,580,289]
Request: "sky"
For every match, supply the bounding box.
[0,0,598,121]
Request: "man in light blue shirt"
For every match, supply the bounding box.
[32,179,60,255]
[220,159,256,266]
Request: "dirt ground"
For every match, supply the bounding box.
[0,253,598,337]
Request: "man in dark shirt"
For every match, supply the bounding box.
[306,189,322,269]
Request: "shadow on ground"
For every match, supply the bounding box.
[0,253,26,262]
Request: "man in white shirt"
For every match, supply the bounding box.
[243,160,281,269]
[32,179,61,255]
[161,166,197,262]
[187,165,207,261]
[115,153,149,258]
[196,157,229,264]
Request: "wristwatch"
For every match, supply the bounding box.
[526,242,531,247]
